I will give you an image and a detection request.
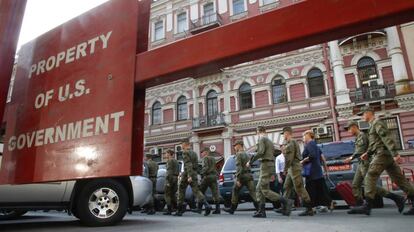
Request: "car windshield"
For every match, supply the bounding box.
[223,155,261,171]
[318,141,355,160]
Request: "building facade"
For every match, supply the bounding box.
[144,0,414,169]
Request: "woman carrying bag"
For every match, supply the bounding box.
[301,130,334,213]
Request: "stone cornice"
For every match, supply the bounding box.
[145,131,192,144]
[223,49,324,77]
[395,93,414,111]
[146,78,194,99]
[231,109,331,130]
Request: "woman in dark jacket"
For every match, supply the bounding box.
[301,130,334,212]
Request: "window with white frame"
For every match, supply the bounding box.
[239,82,252,110]
[152,101,162,125]
[177,12,187,34]
[203,2,215,25]
[262,0,276,6]
[384,117,403,150]
[272,76,287,104]
[177,96,187,121]
[232,0,245,15]
[154,21,164,41]
[307,68,325,98]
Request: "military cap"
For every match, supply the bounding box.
[344,121,359,130]
[357,106,375,116]
[233,140,244,146]
[281,126,293,134]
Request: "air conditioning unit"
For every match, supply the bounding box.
[313,126,328,136]
[150,148,157,155]
[370,89,386,99]
[358,120,370,131]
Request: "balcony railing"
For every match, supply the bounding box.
[190,12,223,34]
[192,113,226,130]
[350,83,395,103]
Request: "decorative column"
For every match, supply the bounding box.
[328,40,351,104]
[222,78,232,123]
[191,134,200,158]
[385,26,411,95]
[192,88,199,118]
[286,85,291,102]
[222,129,233,160]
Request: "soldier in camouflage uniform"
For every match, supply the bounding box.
[175,139,212,216]
[344,121,405,213]
[145,153,158,215]
[163,150,180,215]
[224,140,259,215]
[247,126,292,218]
[350,107,414,215]
[199,147,221,214]
[282,126,314,216]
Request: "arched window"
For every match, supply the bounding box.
[239,82,252,110]
[307,68,325,98]
[272,76,287,104]
[177,96,187,121]
[206,90,218,118]
[357,57,378,86]
[152,101,162,125]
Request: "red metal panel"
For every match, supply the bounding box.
[0,0,148,184]
[0,0,27,123]
[136,0,414,87]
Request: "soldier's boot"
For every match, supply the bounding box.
[278,197,293,216]
[355,198,364,206]
[163,205,173,215]
[253,201,259,213]
[347,199,372,215]
[147,208,156,215]
[385,192,406,213]
[298,202,314,216]
[403,196,414,215]
[224,204,238,215]
[174,204,185,217]
[203,200,212,216]
[212,204,221,214]
[192,202,202,214]
[253,204,266,218]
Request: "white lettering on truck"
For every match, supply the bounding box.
[28,31,113,78]
[7,110,125,151]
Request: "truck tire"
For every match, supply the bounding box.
[0,210,27,220]
[75,179,128,226]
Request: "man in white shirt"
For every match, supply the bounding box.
[275,151,285,194]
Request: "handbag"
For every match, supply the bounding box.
[302,162,312,177]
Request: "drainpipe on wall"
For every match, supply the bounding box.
[322,43,340,141]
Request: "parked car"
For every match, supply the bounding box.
[219,154,278,208]
[0,146,153,226]
[319,141,384,207]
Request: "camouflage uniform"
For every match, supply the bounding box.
[199,153,220,204]
[251,136,281,205]
[283,139,312,206]
[231,151,257,206]
[147,159,159,212]
[364,119,414,200]
[199,151,221,214]
[164,158,179,211]
[176,149,211,216]
[351,131,389,203]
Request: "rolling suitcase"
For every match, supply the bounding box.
[327,176,356,206]
[336,181,356,206]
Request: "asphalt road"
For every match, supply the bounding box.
[1,204,414,232]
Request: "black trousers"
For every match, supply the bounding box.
[305,177,332,207]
